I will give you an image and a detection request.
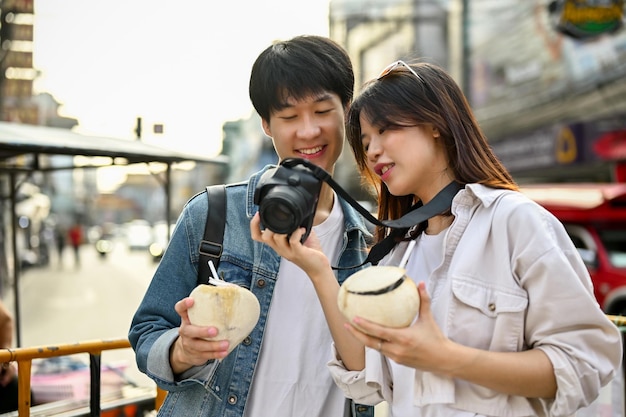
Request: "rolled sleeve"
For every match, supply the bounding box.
[146,328,217,391]
[327,344,387,405]
[538,337,621,416]
[520,238,622,415]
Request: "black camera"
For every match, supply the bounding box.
[253,159,323,242]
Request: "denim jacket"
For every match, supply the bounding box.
[129,165,374,417]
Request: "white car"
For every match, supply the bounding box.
[124,220,154,251]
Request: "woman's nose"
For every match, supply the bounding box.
[366,137,382,161]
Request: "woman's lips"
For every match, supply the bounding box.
[375,163,394,181]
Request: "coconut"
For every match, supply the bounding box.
[338,266,419,334]
[188,282,260,353]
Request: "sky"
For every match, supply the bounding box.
[32,0,332,158]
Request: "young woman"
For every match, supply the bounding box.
[325,60,623,416]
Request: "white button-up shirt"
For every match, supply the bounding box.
[329,184,622,417]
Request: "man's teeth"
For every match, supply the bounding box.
[299,146,323,155]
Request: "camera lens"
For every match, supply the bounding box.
[259,188,308,235]
[272,203,294,224]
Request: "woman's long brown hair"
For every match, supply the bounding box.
[347,62,518,243]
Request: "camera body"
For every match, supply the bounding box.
[253,162,322,242]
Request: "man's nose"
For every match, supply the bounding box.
[296,115,321,139]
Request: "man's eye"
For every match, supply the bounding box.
[317,108,333,114]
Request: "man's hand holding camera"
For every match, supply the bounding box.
[250,213,331,283]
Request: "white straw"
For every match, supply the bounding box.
[208,260,220,280]
[399,239,417,269]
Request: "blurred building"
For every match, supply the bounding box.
[222,112,276,184]
[328,0,626,184]
[218,1,626,200]
[0,0,76,128]
[468,0,626,183]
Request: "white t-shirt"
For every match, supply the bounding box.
[391,230,474,417]
[244,195,345,417]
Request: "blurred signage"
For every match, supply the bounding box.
[554,0,624,40]
[491,127,560,172]
[491,115,626,173]
[469,1,626,119]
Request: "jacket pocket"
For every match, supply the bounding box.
[449,277,528,351]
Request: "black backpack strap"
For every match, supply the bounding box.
[198,184,226,285]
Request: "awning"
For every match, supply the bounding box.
[0,121,228,346]
[0,121,227,169]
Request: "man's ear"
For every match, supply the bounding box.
[261,118,272,137]
[343,101,352,120]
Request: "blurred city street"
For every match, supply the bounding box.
[1,239,159,389]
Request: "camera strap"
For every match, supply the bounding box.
[328,180,462,268]
[279,158,463,269]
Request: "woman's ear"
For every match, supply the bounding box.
[432,126,440,139]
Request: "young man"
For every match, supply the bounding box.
[129,35,373,417]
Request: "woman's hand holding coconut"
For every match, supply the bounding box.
[343,281,453,374]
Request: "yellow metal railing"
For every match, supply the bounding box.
[0,338,160,417]
[608,315,626,328]
[3,317,625,416]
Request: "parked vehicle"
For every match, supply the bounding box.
[124,220,154,251]
[520,183,626,315]
[149,221,175,262]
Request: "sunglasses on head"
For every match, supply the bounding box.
[377,60,424,83]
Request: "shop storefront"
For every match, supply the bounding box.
[468,0,626,183]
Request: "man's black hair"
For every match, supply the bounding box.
[249,35,354,121]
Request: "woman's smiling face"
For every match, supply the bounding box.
[359,114,450,202]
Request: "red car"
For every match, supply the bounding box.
[520,183,626,315]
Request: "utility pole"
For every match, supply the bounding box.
[461,0,470,100]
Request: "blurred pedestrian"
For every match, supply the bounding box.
[68,222,83,268]
[54,225,66,267]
